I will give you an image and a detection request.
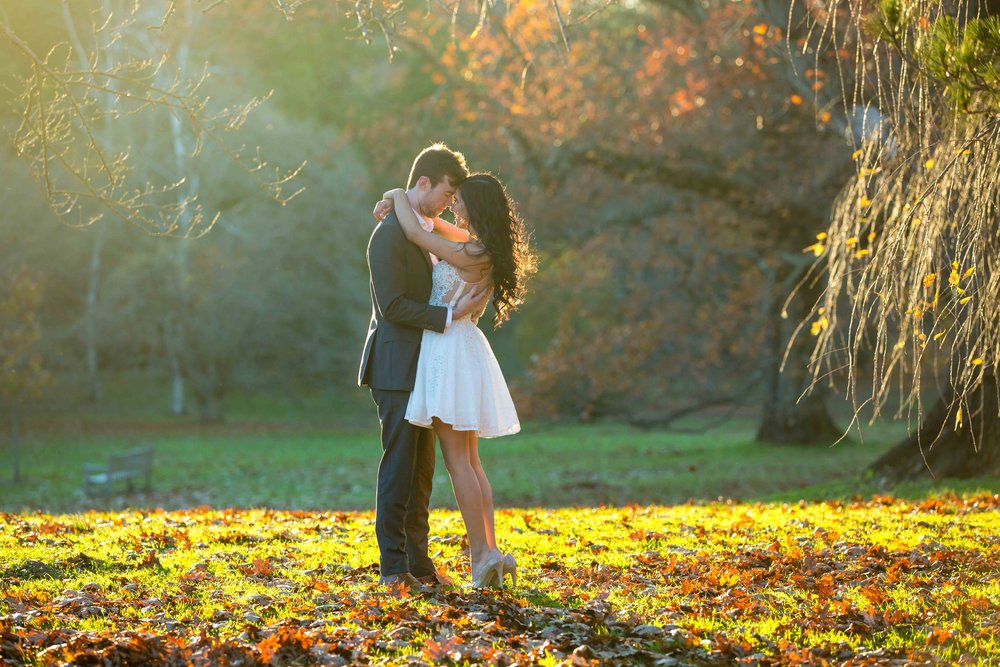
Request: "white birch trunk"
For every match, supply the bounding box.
[63,0,107,403]
[165,0,197,415]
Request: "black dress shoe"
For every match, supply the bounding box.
[377,572,429,592]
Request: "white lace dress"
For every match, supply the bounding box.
[405,261,520,438]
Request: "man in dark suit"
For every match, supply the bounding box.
[358,144,487,590]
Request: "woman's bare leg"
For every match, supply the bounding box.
[469,434,497,550]
[470,435,516,586]
[434,419,496,569]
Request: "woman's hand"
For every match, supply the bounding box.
[372,197,393,221]
[379,188,487,272]
[373,188,406,222]
[384,188,423,242]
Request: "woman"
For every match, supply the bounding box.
[377,174,535,589]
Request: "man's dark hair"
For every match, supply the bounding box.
[406,143,469,189]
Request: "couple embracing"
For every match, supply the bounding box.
[357,144,535,590]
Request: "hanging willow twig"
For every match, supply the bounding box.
[792,0,1000,428]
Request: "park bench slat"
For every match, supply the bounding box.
[83,445,155,495]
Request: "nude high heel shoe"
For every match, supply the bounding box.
[470,551,504,590]
[501,553,517,588]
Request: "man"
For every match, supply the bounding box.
[358,144,488,590]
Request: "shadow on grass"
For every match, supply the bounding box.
[755,474,1000,504]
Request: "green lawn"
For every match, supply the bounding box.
[4,390,1000,664]
[4,396,999,514]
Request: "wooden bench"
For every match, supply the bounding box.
[83,446,155,495]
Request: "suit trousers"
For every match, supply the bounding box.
[371,388,436,577]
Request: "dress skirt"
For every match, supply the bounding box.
[405,319,520,438]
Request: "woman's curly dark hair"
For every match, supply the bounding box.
[459,174,537,328]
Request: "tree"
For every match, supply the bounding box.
[0,0,912,447]
[0,269,51,482]
[1,1,373,422]
[800,0,1000,477]
[91,102,371,423]
[0,0,303,237]
[343,0,852,441]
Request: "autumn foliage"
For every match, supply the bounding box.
[3,0,863,430]
[349,0,853,421]
[3,494,1000,664]
[0,269,50,405]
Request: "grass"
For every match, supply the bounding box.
[2,497,999,664]
[6,398,988,514]
[4,385,1000,663]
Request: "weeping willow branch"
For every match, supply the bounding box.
[793,0,1000,428]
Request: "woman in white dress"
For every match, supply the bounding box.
[378,174,535,589]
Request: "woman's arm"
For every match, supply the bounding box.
[386,189,486,270]
[434,218,472,243]
[432,217,471,243]
[374,194,468,243]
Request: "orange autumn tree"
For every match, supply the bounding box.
[2,0,868,441]
[360,0,853,439]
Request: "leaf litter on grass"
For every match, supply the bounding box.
[1,494,999,665]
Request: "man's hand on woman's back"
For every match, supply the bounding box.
[454,283,491,321]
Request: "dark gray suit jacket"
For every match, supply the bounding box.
[358,212,449,391]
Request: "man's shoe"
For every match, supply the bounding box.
[416,570,455,589]
[377,572,429,592]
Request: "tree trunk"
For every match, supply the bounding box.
[756,263,842,445]
[10,409,21,483]
[162,303,187,416]
[85,234,104,403]
[170,348,186,416]
[870,372,1000,481]
[164,14,196,418]
[197,396,225,424]
[65,0,106,404]
[195,379,226,424]
[757,388,841,444]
